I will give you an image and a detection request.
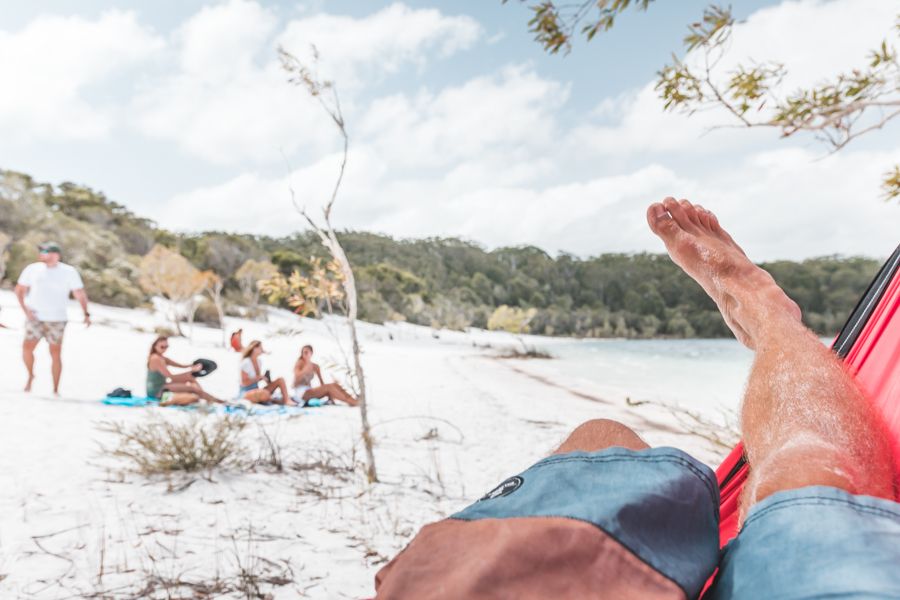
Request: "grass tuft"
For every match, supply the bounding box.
[100,415,247,476]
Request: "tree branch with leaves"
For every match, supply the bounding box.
[510,2,900,200]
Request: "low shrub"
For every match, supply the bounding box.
[100,415,247,476]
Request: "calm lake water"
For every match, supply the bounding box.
[542,337,835,418]
[544,339,756,417]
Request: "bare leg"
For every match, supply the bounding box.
[243,388,272,403]
[160,392,199,406]
[305,383,358,406]
[23,338,38,392]
[554,418,649,454]
[266,378,297,406]
[648,198,894,521]
[163,382,222,404]
[49,343,62,395]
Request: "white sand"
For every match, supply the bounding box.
[0,290,727,599]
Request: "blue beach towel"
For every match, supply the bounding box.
[102,396,159,407]
[100,396,315,416]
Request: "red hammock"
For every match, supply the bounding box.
[715,244,900,546]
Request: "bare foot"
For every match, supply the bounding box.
[647,198,800,348]
[24,374,34,392]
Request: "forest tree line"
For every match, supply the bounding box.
[0,170,884,338]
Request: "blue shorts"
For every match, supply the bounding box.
[375,447,900,599]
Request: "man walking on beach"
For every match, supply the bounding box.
[15,242,91,394]
[374,199,900,599]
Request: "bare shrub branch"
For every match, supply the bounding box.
[278,45,378,482]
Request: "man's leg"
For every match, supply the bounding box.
[647,197,893,512]
[22,337,38,392]
[554,418,649,454]
[649,198,900,598]
[49,343,62,395]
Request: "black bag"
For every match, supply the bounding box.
[107,387,132,398]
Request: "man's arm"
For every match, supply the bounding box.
[14,284,36,321]
[73,288,90,326]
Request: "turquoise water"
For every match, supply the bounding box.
[543,337,833,417]
[545,339,756,416]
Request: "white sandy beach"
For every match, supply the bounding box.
[0,289,733,599]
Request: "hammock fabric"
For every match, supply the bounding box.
[715,244,900,547]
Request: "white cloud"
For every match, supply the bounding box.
[360,65,568,170]
[277,3,482,86]
[0,10,162,141]
[133,1,483,165]
[156,139,900,262]
[177,0,276,79]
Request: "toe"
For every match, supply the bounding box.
[646,202,675,236]
[663,197,696,232]
[647,202,680,237]
[695,204,712,230]
[707,210,748,256]
[679,199,703,227]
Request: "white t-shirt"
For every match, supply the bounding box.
[240,357,261,387]
[17,262,84,322]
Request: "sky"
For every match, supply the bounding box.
[1,0,899,261]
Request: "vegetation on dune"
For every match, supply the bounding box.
[0,168,883,339]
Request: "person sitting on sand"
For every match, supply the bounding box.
[238,340,295,405]
[147,336,221,406]
[293,344,358,406]
[373,199,900,599]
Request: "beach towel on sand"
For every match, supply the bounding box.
[100,396,328,415]
[715,243,900,548]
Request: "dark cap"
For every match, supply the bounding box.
[39,241,62,254]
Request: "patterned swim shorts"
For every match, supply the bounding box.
[375,447,900,599]
[25,320,67,344]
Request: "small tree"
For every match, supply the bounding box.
[203,271,228,346]
[138,244,208,336]
[259,257,345,317]
[488,305,538,334]
[280,46,378,483]
[235,259,279,319]
[488,305,542,355]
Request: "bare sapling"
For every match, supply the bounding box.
[203,271,228,346]
[278,46,378,483]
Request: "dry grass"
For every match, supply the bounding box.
[99,415,247,476]
[290,446,364,500]
[82,550,296,599]
[626,396,740,452]
[252,424,284,473]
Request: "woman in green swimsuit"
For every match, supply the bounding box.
[147,336,221,405]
